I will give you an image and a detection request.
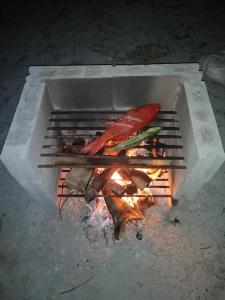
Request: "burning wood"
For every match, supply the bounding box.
[64,168,94,193]
[54,104,174,240]
[103,187,144,240]
[84,185,97,203]
[137,196,156,213]
[125,184,138,195]
[84,168,115,202]
[118,168,151,190]
[104,180,126,197]
[92,168,115,191]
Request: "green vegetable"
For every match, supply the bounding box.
[108,127,161,151]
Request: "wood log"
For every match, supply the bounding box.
[125,184,138,195]
[137,196,156,213]
[84,185,97,203]
[64,168,94,193]
[84,168,115,203]
[92,168,115,192]
[118,168,151,190]
[103,187,144,240]
[105,180,126,197]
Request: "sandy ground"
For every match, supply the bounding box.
[0,1,225,299]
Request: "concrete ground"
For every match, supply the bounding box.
[0,1,225,299]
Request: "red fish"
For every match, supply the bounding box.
[80,103,161,156]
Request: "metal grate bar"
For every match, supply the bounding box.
[49,118,178,123]
[42,143,183,149]
[46,126,180,131]
[57,194,172,198]
[51,110,177,115]
[60,176,169,181]
[44,134,182,139]
[40,153,184,160]
[38,164,186,169]
[58,184,170,189]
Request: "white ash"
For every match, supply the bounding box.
[81,198,114,243]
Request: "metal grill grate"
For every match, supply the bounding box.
[38,110,185,169]
[38,109,185,202]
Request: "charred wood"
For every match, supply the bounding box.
[105,180,126,197]
[125,184,138,195]
[92,168,115,192]
[84,168,115,203]
[137,196,156,213]
[118,168,151,190]
[103,188,144,240]
[64,168,94,193]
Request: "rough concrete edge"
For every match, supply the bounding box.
[26,64,202,85]
[177,79,225,200]
[0,80,47,189]
[0,78,57,201]
[184,80,225,159]
[0,81,46,160]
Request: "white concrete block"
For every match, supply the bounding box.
[1,64,224,202]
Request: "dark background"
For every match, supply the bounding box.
[1,0,225,149]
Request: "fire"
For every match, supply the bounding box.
[107,144,172,209]
[111,171,123,183]
[109,169,154,208]
[56,138,172,241]
[57,138,172,212]
[105,170,136,207]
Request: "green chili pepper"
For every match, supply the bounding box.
[108,127,161,151]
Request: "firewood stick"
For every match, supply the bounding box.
[64,168,94,193]
[104,179,126,197]
[84,168,116,203]
[102,187,144,240]
[92,168,115,191]
[118,168,151,190]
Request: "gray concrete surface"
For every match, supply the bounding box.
[1,1,225,299]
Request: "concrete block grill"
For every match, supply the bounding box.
[1,64,224,205]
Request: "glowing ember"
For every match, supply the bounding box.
[126,147,149,157]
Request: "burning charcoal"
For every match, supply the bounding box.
[64,168,94,193]
[105,180,126,197]
[137,196,156,213]
[92,168,115,192]
[119,168,151,190]
[125,147,149,157]
[103,187,144,240]
[125,184,138,195]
